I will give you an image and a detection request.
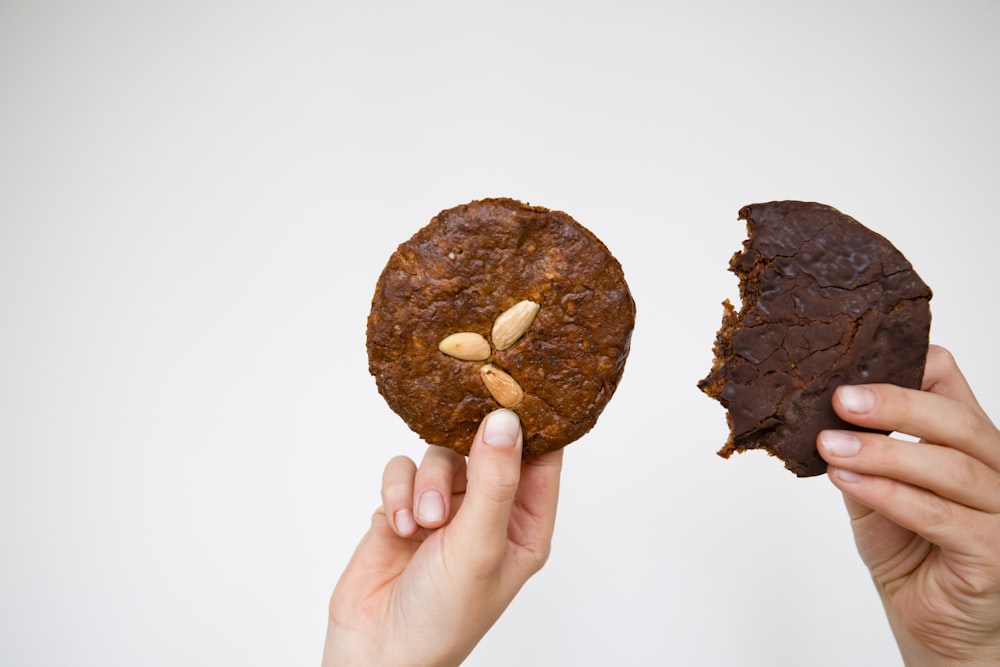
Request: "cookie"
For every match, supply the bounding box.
[698,201,932,477]
[367,198,636,457]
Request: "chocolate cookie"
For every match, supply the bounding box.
[698,201,932,477]
[367,198,636,457]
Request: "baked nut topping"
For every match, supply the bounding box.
[439,300,539,407]
[479,364,525,407]
[491,300,540,351]
[438,332,492,361]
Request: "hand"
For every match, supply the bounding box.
[818,345,1000,665]
[322,408,564,667]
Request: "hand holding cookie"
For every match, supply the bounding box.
[322,410,564,667]
[818,346,1000,665]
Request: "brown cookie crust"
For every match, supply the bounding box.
[698,201,933,477]
[367,198,635,456]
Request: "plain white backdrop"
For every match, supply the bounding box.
[2,1,999,665]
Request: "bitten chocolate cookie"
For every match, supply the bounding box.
[698,201,932,477]
[367,198,635,457]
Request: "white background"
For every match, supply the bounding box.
[2,1,998,665]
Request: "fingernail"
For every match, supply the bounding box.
[838,385,877,414]
[417,491,444,523]
[820,430,861,457]
[832,467,862,483]
[483,409,521,448]
[393,508,417,535]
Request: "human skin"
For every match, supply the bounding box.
[324,346,1000,666]
[818,345,1000,666]
[322,408,564,667]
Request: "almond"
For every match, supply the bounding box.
[479,364,524,407]
[438,332,491,361]
[491,300,540,351]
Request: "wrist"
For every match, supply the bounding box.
[322,619,383,667]
[322,619,467,667]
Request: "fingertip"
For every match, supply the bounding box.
[817,430,862,459]
[381,455,418,528]
[481,408,522,449]
[371,505,388,528]
[526,446,564,468]
[411,446,465,529]
[467,409,523,491]
[385,453,417,471]
[416,490,446,526]
[392,507,418,537]
[925,344,955,371]
[834,385,878,415]
[828,466,863,484]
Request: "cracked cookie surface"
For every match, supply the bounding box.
[367,198,636,457]
[698,201,932,477]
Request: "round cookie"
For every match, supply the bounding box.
[367,198,636,457]
[698,201,933,477]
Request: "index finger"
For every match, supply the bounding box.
[922,345,984,412]
[507,447,563,556]
[832,383,1000,471]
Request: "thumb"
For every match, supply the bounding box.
[450,409,524,568]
